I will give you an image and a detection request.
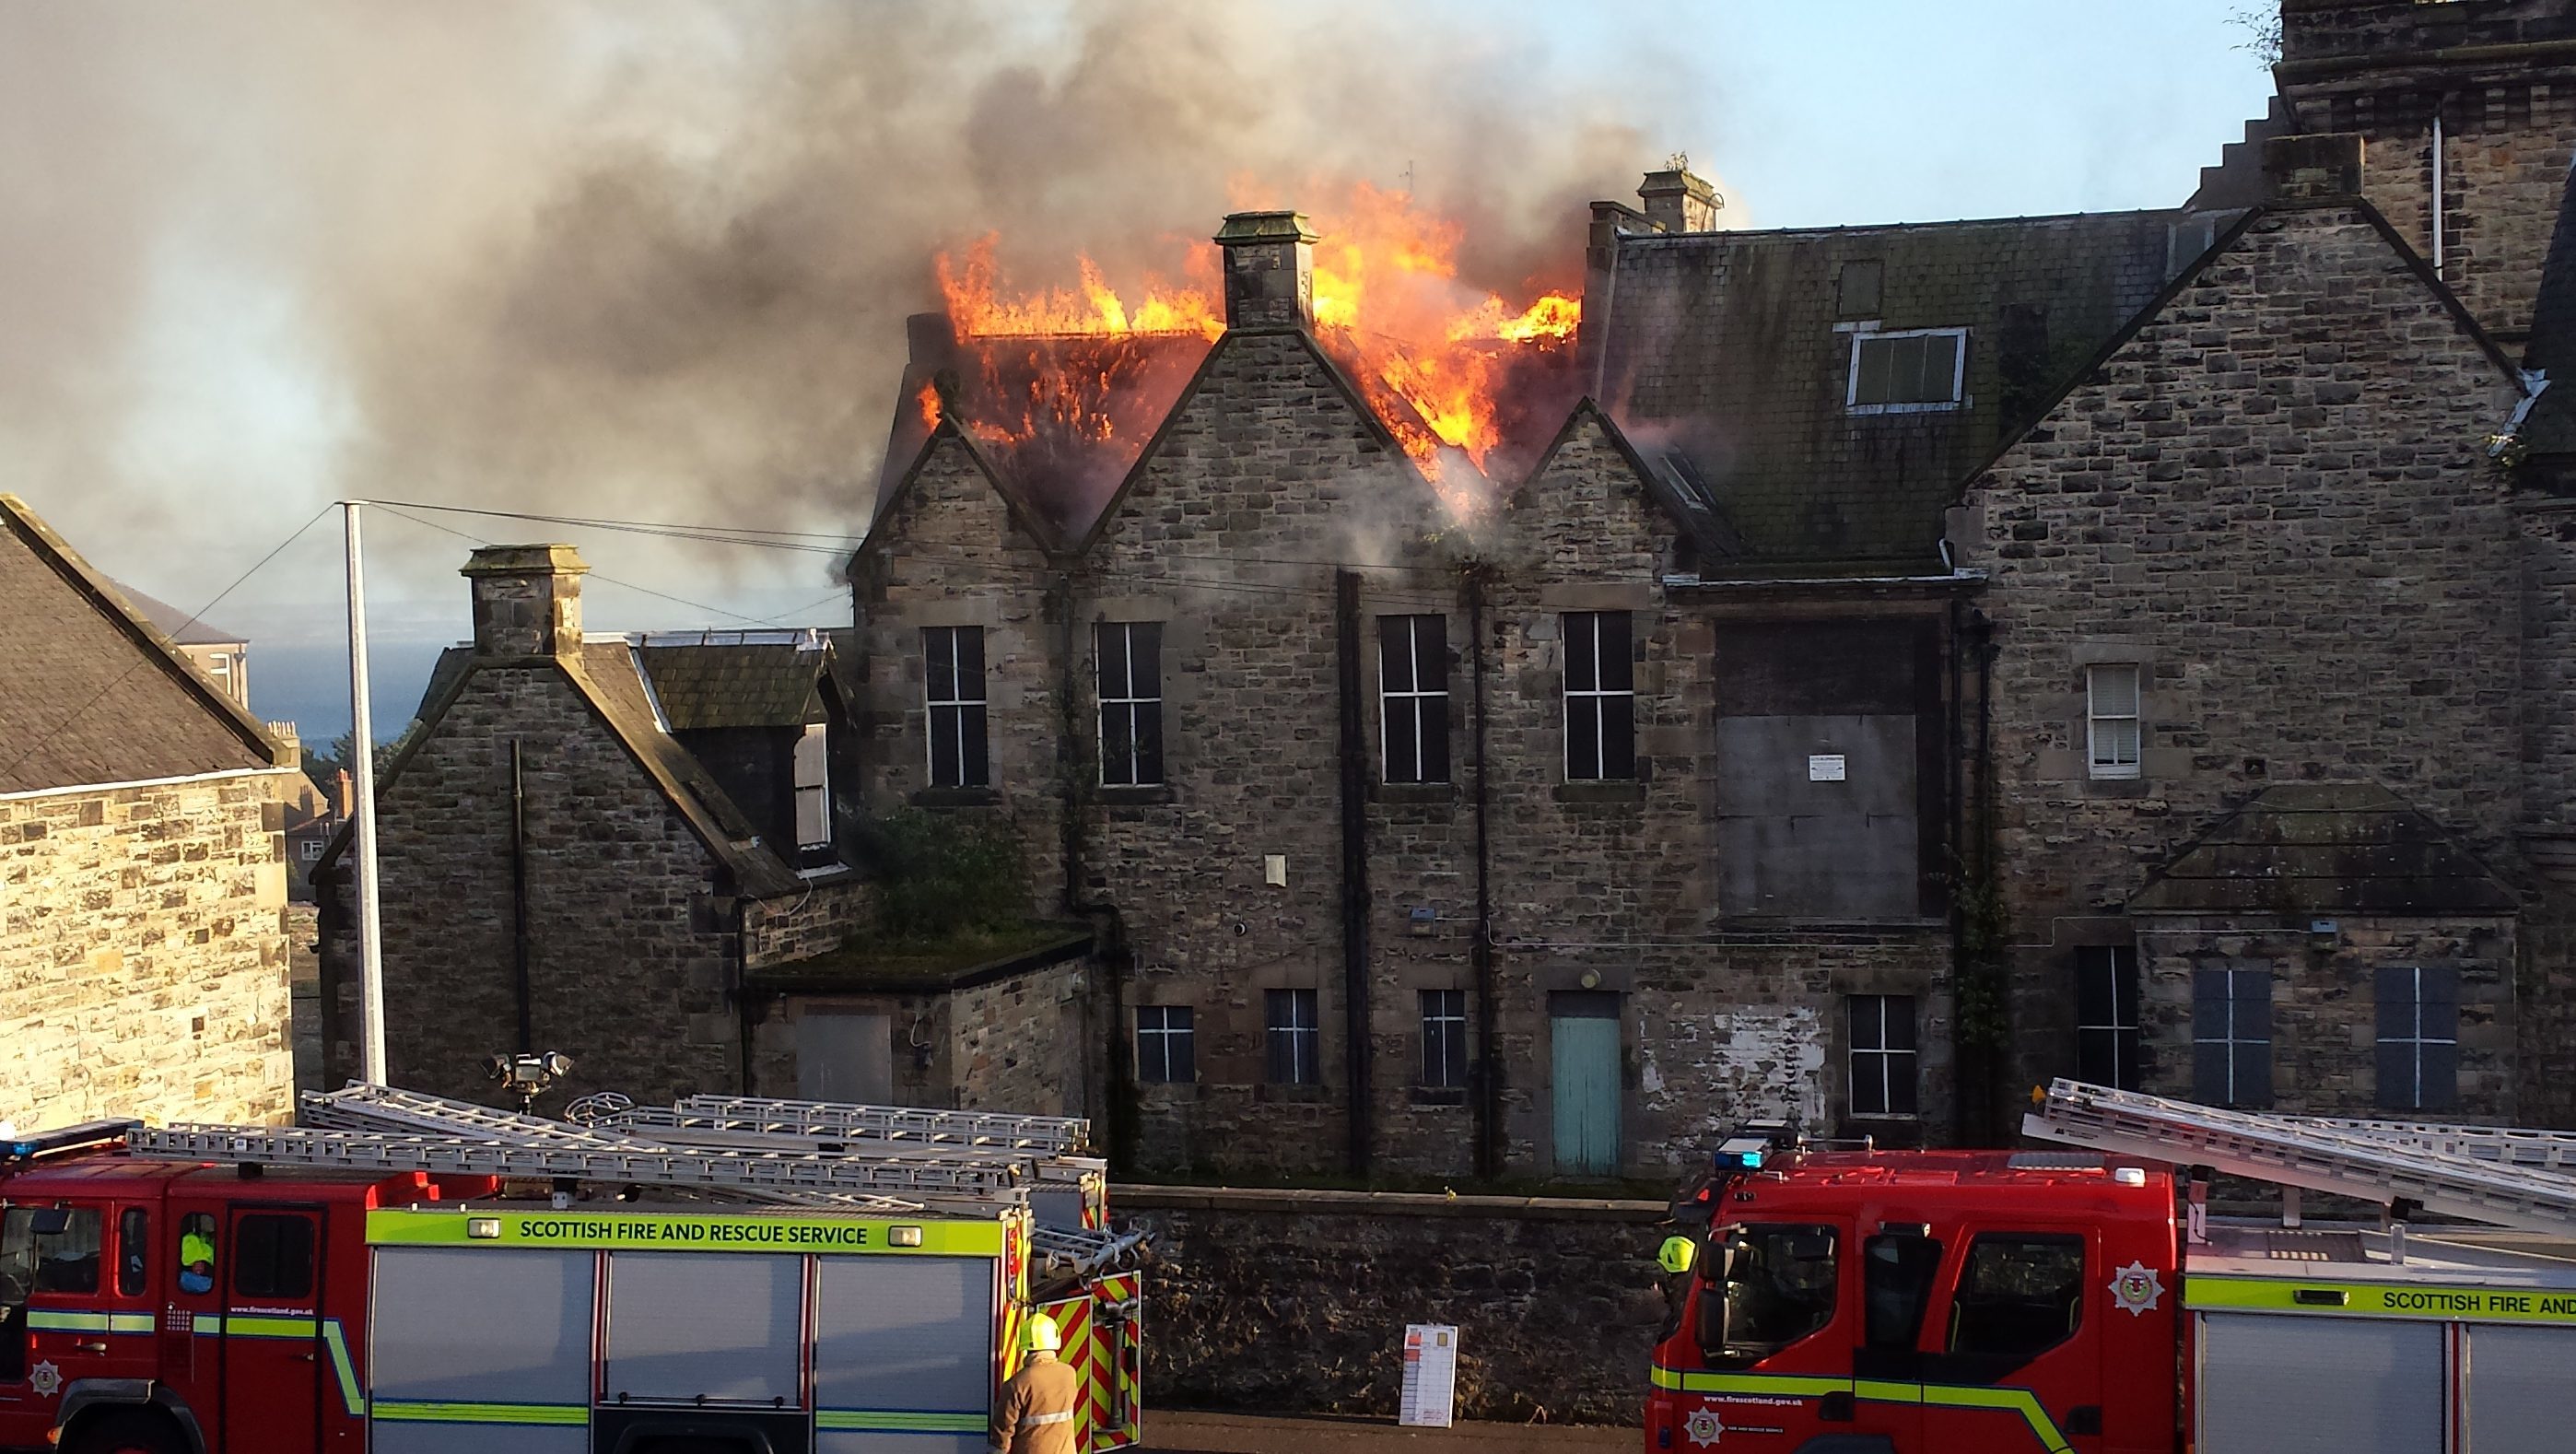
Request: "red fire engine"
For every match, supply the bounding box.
[1646,1081,2576,1454]
[0,1086,1144,1454]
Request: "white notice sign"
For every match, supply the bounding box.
[1808,754,1847,782]
[1399,1323,1458,1427]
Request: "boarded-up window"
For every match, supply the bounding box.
[923,626,989,789]
[2376,967,2459,1112]
[1563,611,1636,781]
[2193,968,2272,1108]
[796,1011,893,1104]
[1379,616,1449,784]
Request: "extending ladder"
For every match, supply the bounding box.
[2024,1080,2576,1237]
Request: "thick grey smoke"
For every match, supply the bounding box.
[0,1,1702,604]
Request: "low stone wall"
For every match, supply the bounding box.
[1118,1185,1667,1426]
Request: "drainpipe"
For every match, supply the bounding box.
[1335,569,1374,1176]
[1468,568,1501,1180]
[510,738,533,1055]
[2430,101,2446,278]
[1969,608,1998,1141]
[1944,596,1968,1149]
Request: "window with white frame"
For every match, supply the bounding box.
[1096,622,1165,787]
[1563,611,1636,781]
[1379,616,1449,784]
[299,838,323,862]
[1847,328,1966,412]
[792,722,831,852]
[2075,945,2141,1090]
[1420,990,1469,1089]
[2193,967,2272,1108]
[922,627,989,789]
[1135,1005,1194,1084]
[1266,989,1321,1085]
[2376,967,2459,1112]
[2087,664,2142,780]
[1848,995,1918,1117]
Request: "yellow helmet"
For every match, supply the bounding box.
[1657,1236,1697,1275]
[1024,1312,1061,1354]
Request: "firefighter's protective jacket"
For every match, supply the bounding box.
[990,1349,1081,1454]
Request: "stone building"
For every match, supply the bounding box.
[315,545,1099,1118]
[847,0,2576,1175]
[0,493,297,1129]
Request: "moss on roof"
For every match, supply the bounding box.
[745,921,1093,992]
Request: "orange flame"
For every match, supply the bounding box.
[916,380,942,429]
[931,184,1580,505]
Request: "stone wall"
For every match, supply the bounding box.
[2,773,294,1127]
[321,665,744,1108]
[953,958,1094,1117]
[2280,0,2576,344]
[1962,201,2532,1113]
[743,878,874,969]
[1119,1185,1667,1425]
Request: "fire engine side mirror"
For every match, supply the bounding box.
[1656,1237,1695,1275]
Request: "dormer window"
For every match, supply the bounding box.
[1847,327,1967,414]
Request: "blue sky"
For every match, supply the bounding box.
[11,2,2281,742]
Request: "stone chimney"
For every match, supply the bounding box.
[335,769,353,822]
[2262,133,2365,204]
[1638,160,1722,234]
[1213,210,1318,331]
[461,544,588,659]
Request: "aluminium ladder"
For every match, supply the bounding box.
[2023,1079,2576,1239]
[667,1094,1089,1155]
[2293,1117,2576,1175]
[601,1103,1107,1180]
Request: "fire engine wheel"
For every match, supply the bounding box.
[66,1408,187,1454]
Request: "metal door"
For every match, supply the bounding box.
[1550,993,1622,1177]
[798,1010,896,1103]
[221,1205,326,1453]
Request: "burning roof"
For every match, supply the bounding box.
[877,184,1585,540]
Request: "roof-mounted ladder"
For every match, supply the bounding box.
[127,1123,1016,1205]
[603,1104,1104,1180]
[2024,1079,2576,1238]
[668,1095,1088,1155]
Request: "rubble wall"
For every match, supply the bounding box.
[1120,1185,1667,1425]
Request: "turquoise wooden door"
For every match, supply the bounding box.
[1551,994,1622,1176]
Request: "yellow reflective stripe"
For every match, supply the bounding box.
[322,1319,365,1418]
[223,1314,319,1338]
[1650,1365,2069,1453]
[371,1401,588,1426]
[815,1411,989,1432]
[109,1312,155,1334]
[2186,1272,2576,1326]
[1919,1383,2071,1453]
[26,1311,114,1332]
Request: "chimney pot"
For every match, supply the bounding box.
[461,544,589,659]
[1638,161,1722,234]
[2262,133,2365,204]
[1214,210,1319,331]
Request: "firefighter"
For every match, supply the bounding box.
[990,1311,1080,1454]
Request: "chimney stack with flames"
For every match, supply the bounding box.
[1214,211,1320,331]
[1638,159,1722,234]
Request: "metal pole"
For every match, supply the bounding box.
[345,501,388,1084]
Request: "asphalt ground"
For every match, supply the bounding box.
[1141,1412,1636,1454]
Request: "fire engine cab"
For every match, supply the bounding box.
[0,1086,1146,1454]
[1647,1081,2576,1454]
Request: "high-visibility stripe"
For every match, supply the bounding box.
[322,1319,366,1418]
[1649,1365,2069,1454]
[815,1410,989,1432]
[1025,1410,1075,1427]
[180,1313,365,1418]
[27,1311,114,1333]
[371,1401,588,1426]
[2187,1272,2576,1327]
[223,1314,319,1338]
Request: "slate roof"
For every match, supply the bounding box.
[636,634,832,732]
[2129,783,2516,916]
[0,494,283,794]
[112,582,247,648]
[1589,208,2233,575]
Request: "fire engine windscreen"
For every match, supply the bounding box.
[1702,1224,1836,1365]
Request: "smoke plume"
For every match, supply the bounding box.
[0,1,1704,603]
